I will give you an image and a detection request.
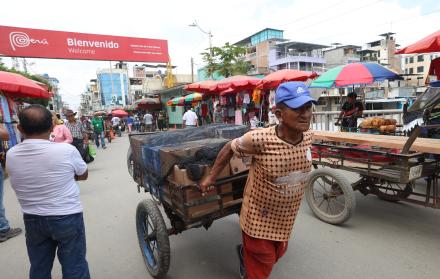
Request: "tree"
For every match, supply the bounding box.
[201,42,250,78]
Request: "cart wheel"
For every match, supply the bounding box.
[127,146,133,178]
[305,169,356,225]
[136,199,170,278]
[370,181,413,202]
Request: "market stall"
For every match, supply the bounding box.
[0,71,53,165]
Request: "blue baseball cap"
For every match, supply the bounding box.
[275,82,317,109]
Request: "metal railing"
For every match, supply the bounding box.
[312,109,403,131]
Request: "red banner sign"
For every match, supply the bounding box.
[0,26,169,62]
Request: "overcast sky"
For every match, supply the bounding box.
[1,0,440,110]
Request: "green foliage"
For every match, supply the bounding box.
[201,42,251,78]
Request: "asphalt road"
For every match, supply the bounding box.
[1,134,440,279]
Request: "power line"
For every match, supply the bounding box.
[305,8,440,45]
[278,0,350,27]
[283,0,384,36]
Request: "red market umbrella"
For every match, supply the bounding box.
[184,80,218,93]
[0,71,52,99]
[209,75,261,94]
[396,29,440,54]
[258,69,318,89]
[111,109,128,117]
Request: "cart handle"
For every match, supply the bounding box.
[173,172,249,191]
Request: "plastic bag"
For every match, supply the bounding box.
[274,171,311,186]
[88,143,96,158]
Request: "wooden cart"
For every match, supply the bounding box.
[306,129,440,224]
[127,129,247,278]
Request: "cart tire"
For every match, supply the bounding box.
[127,146,133,178]
[306,168,356,225]
[136,199,170,278]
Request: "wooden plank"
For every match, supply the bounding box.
[313,131,440,155]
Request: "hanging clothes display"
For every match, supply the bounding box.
[0,94,18,148]
[268,90,276,107]
[243,93,251,104]
[252,88,262,105]
[235,109,243,125]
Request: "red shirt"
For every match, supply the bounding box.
[429,57,440,79]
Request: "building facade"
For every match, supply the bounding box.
[40,73,63,112]
[97,68,129,108]
[79,79,102,116]
[402,53,440,86]
[234,28,327,75]
[323,45,361,69]
[360,33,402,73]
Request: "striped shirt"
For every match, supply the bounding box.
[65,121,85,139]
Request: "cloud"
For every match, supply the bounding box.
[1,0,439,110]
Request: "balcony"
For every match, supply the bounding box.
[270,53,325,68]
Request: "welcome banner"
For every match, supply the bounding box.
[0,26,169,62]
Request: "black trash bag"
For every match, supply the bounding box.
[186,164,205,181]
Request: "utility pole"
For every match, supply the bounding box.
[191,57,194,83]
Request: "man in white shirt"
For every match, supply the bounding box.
[143,112,153,132]
[6,105,90,279]
[182,108,198,128]
[268,105,279,126]
[111,115,120,127]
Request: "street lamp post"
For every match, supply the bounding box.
[189,21,214,79]
[189,21,213,54]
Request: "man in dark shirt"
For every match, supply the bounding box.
[337,92,363,132]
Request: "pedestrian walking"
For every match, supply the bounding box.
[182,107,198,128]
[6,105,90,279]
[126,115,134,132]
[157,111,166,131]
[213,105,223,123]
[65,109,87,161]
[0,123,22,243]
[143,111,153,132]
[200,82,317,279]
[268,105,279,126]
[50,112,72,143]
[91,115,106,149]
[134,115,141,132]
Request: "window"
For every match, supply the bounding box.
[405,58,408,64]
[418,55,424,62]
[409,68,414,74]
[171,106,176,112]
[409,57,414,63]
[417,66,424,73]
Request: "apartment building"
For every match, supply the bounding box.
[323,45,361,69]
[234,28,327,75]
[359,33,402,73]
[402,53,440,86]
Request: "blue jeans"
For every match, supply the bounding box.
[94,131,105,148]
[23,213,90,279]
[0,168,9,232]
